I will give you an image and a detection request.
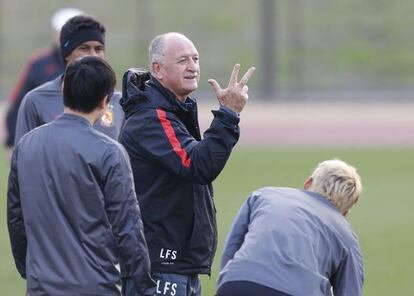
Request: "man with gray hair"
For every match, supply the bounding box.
[217,159,364,296]
[119,32,255,295]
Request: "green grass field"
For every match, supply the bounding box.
[1,147,413,295]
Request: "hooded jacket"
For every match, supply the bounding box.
[119,69,240,275]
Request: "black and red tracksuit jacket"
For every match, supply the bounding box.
[119,70,240,275]
[5,46,65,147]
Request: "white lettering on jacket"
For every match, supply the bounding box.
[160,248,177,260]
[156,280,178,295]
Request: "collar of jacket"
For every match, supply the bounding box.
[120,69,197,118]
[147,74,197,113]
[58,113,93,127]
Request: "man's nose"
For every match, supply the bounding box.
[187,60,198,72]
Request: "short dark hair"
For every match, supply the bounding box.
[63,56,116,113]
[60,15,106,60]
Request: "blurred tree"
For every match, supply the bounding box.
[287,0,305,100]
[260,0,277,98]
[0,0,3,99]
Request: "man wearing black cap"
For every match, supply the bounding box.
[14,14,124,144]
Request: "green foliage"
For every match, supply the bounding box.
[2,0,414,96]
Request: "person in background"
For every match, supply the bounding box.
[14,14,124,144]
[7,56,156,296]
[4,7,83,149]
[119,32,255,296]
[217,159,364,296]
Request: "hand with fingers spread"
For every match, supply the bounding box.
[208,64,256,114]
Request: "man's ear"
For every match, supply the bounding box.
[303,177,313,190]
[99,96,108,110]
[152,62,163,80]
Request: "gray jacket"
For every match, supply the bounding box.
[218,187,364,296]
[8,114,155,295]
[14,75,124,144]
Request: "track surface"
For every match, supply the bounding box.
[1,101,413,147]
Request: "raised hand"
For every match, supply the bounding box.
[208,64,256,113]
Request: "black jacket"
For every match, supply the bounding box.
[119,70,240,275]
[5,46,65,147]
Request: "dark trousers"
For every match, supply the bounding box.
[123,273,201,296]
[217,281,292,296]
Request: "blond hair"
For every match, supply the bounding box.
[308,159,362,215]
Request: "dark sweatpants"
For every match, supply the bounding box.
[217,281,292,296]
[123,273,200,296]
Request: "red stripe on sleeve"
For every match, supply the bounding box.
[156,109,191,168]
[10,48,53,103]
[10,64,30,103]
